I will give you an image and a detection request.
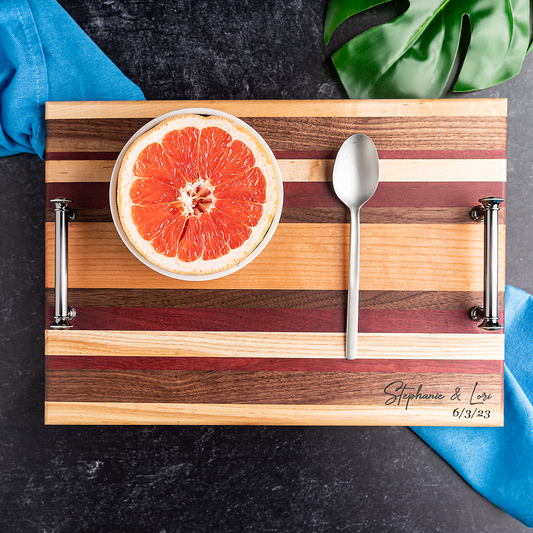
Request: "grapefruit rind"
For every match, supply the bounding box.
[117,113,280,276]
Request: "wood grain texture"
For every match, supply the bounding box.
[44,401,504,426]
[277,150,507,160]
[46,368,502,405]
[45,222,506,291]
[45,116,507,153]
[46,149,507,161]
[44,159,507,184]
[46,181,506,209]
[45,330,505,360]
[48,206,506,225]
[46,355,503,374]
[45,99,508,120]
[45,160,116,183]
[45,288,504,311]
[279,207,505,225]
[44,306,499,334]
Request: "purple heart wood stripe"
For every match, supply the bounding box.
[44,306,502,334]
[45,181,506,225]
[44,99,506,426]
[46,356,502,374]
[46,181,506,208]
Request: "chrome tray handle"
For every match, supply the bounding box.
[470,196,504,331]
[49,198,76,330]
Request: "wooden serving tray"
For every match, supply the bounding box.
[44,99,506,425]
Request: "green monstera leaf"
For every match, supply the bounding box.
[324,0,531,98]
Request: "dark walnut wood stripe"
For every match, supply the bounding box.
[45,149,508,161]
[273,150,507,160]
[47,206,506,225]
[248,117,507,152]
[48,207,112,223]
[45,289,504,311]
[44,307,501,334]
[280,207,506,225]
[45,369,502,405]
[46,181,506,209]
[46,151,120,161]
[46,356,503,374]
[45,117,507,153]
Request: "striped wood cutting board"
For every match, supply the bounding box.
[45,100,506,425]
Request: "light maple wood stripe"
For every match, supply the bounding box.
[45,159,507,184]
[45,99,507,120]
[279,159,506,184]
[45,331,505,360]
[44,402,504,426]
[45,160,116,183]
[44,223,505,291]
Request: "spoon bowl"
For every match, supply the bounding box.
[332,134,380,360]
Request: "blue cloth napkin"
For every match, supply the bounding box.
[0,0,144,158]
[412,285,533,527]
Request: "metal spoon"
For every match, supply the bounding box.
[332,134,379,360]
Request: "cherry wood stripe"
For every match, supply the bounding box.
[45,288,504,311]
[44,307,500,334]
[45,369,502,405]
[45,331,505,360]
[46,355,503,374]
[43,401,504,426]
[45,116,506,153]
[45,99,508,120]
[45,223,505,291]
[45,181,506,209]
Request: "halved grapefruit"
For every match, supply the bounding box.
[116,112,281,277]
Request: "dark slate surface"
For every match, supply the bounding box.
[1,1,532,531]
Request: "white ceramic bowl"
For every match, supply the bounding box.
[109,108,284,281]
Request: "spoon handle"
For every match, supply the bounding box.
[346,207,361,360]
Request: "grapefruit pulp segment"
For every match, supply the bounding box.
[209,209,252,250]
[214,167,267,203]
[199,212,230,260]
[133,143,184,188]
[161,127,199,184]
[151,214,187,257]
[130,178,180,206]
[131,203,184,241]
[198,127,233,181]
[177,216,203,262]
[215,198,263,227]
[208,140,255,186]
